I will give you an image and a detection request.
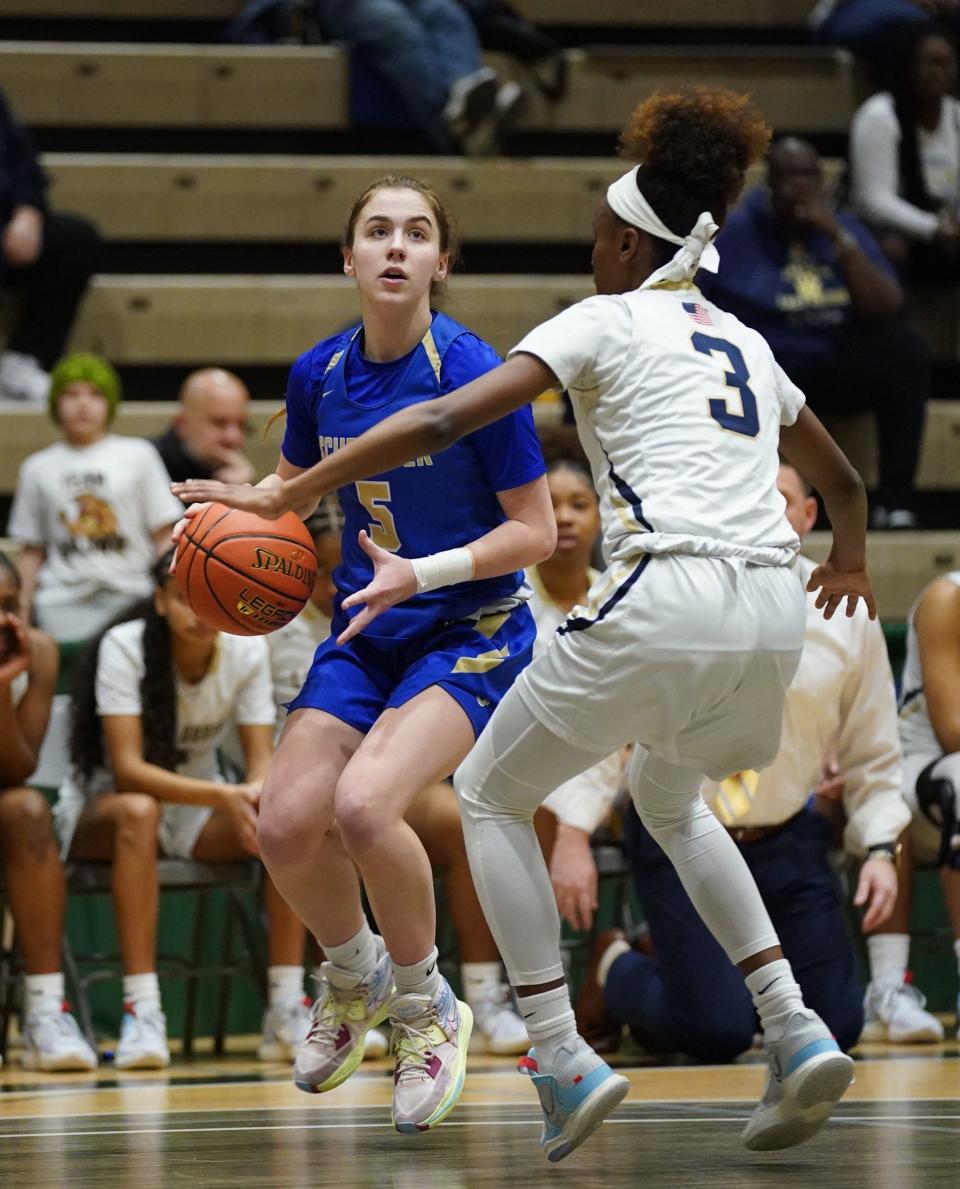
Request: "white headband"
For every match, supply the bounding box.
[606,166,720,289]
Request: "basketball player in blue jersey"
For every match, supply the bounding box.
[176,175,553,1134]
[178,93,878,1163]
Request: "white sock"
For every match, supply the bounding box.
[745,959,805,1041]
[393,946,440,1001]
[517,985,579,1066]
[461,961,503,1006]
[321,921,378,979]
[122,972,161,1014]
[596,939,631,989]
[867,933,910,987]
[25,972,64,1016]
[267,965,305,1006]
[954,938,960,980]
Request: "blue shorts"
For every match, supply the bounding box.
[287,603,536,739]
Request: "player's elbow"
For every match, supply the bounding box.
[533,516,558,564]
[827,462,866,507]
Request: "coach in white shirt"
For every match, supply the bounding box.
[577,462,928,1060]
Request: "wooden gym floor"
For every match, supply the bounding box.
[0,1034,957,1187]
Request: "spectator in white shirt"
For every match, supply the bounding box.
[575,462,935,1059]
[850,22,960,281]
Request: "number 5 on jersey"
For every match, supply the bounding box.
[356,481,401,551]
[692,332,760,439]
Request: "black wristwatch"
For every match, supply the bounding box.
[866,841,901,862]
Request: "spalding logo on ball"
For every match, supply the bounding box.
[174,503,318,636]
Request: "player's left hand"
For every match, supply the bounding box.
[855,856,899,932]
[806,560,877,621]
[170,478,284,518]
[337,531,417,644]
[549,823,599,931]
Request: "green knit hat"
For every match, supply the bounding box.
[48,353,122,423]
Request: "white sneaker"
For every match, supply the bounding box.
[861,980,945,1043]
[258,995,312,1062]
[0,351,50,404]
[471,984,529,1055]
[742,1009,854,1151]
[114,1005,170,1070]
[21,1004,98,1072]
[363,1026,389,1060]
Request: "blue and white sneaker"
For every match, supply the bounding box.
[518,1047,629,1162]
[742,1009,855,1151]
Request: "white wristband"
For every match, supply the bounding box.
[410,547,475,593]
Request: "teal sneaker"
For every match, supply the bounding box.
[518,1049,629,1162]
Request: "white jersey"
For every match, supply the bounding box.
[510,286,804,567]
[88,617,276,788]
[899,570,960,761]
[9,434,183,608]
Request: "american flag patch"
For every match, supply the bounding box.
[682,301,714,326]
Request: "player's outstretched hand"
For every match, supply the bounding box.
[170,478,284,519]
[806,559,877,621]
[337,531,417,645]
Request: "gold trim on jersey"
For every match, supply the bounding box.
[452,645,509,674]
[422,328,443,385]
[649,280,703,293]
[474,611,510,639]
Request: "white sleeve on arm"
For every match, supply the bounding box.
[542,751,624,835]
[137,441,188,531]
[95,630,144,717]
[774,360,806,427]
[838,615,912,856]
[235,639,280,726]
[8,458,46,545]
[851,96,939,242]
[508,296,631,392]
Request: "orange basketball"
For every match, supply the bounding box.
[174,503,318,636]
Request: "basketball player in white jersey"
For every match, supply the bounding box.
[174,89,876,1160]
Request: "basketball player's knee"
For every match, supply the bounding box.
[0,787,55,859]
[333,781,383,857]
[257,797,326,870]
[114,793,161,849]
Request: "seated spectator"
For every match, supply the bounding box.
[850,23,960,283]
[261,498,530,1054]
[0,552,97,1071]
[8,354,183,643]
[700,138,928,529]
[526,461,624,940]
[575,463,935,1061]
[53,551,309,1069]
[314,0,523,155]
[0,86,100,405]
[898,566,960,1038]
[154,368,255,490]
[812,1,960,82]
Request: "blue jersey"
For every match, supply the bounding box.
[282,311,546,639]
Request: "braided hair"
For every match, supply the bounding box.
[70,549,182,786]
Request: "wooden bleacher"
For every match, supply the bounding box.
[0,41,858,136]
[512,0,817,27]
[41,156,848,244]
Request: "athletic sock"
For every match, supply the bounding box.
[745,959,805,1042]
[122,972,161,1015]
[517,984,586,1076]
[24,972,65,1017]
[461,961,503,1007]
[392,946,441,1002]
[321,921,379,980]
[866,933,910,987]
[596,938,631,989]
[267,965,305,1006]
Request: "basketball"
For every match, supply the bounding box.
[174,503,318,636]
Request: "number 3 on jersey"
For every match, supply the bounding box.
[356,481,401,551]
[692,332,760,439]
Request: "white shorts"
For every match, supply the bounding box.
[516,552,806,782]
[902,750,960,865]
[53,778,213,861]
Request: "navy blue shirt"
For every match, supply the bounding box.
[699,187,897,379]
[282,311,545,639]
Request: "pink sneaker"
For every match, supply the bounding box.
[391,977,473,1133]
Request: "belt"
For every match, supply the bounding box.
[726,811,802,846]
